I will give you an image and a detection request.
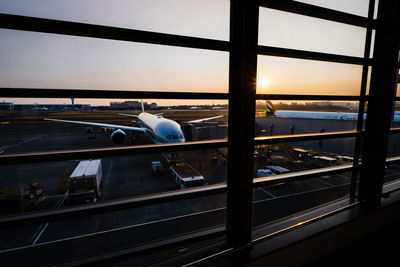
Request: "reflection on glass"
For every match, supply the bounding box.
[257,56,363,95]
[0,193,226,252]
[0,0,230,40]
[0,98,228,155]
[0,29,229,92]
[0,147,227,216]
[259,8,366,57]
[253,171,352,227]
[252,137,354,226]
[295,0,370,17]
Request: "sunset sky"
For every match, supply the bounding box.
[0,0,376,105]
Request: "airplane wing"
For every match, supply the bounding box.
[119,112,163,117]
[118,113,138,118]
[187,115,224,123]
[44,118,147,134]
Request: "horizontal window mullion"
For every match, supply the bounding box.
[254,130,360,146]
[258,0,370,28]
[256,94,364,101]
[0,13,230,52]
[389,128,400,134]
[258,45,366,65]
[253,164,354,188]
[0,88,229,100]
[0,183,227,228]
[0,139,228,165]
[386,156,400,164]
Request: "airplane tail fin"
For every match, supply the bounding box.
[141,99,145,113]
[266,100,276,117]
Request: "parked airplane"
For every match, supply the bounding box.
[264,101,362,120]
[272,110,361,120]
[265,101,400,122]
[44,103,223,145]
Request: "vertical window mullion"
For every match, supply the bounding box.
[227,0,259,257]
[350,0,376,198]
[359,0,400,206]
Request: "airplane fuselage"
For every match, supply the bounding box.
[274,110,360,120]
[138,112,185,143]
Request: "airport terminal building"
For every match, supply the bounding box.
[0,1,400,266]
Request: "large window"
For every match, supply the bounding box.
[1,0,399,265]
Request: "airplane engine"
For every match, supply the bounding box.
[110,129,127,145]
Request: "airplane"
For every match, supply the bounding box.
[44,102,223,145]
[272,110,361,120]
[265,101,400,122]
[264,101,361,120]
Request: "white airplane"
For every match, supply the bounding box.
[273,110,361,120]
[265,101,400,122]
[44,103,223,145]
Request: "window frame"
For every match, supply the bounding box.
[1,0,399,264]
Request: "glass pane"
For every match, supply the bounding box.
[0,193,226,252]
[365,66,372,95]
[253,170,352,227]
[294,0,370,17]
[388,133,400,158]
[370,30,376,59]
[255,100,359,137]
[0,29,229,92]
[397,69,400,97]
[259,8,366,57]
[0,0,230,41]
[386,133,400,185]
[0,147,227,217]
[398,83,400,97]
[385,161,400,185]
[253,137,354,226]
[392,101,400,128]
[0,98,227,155]
[257,56,363,95]
[253,138,355,178]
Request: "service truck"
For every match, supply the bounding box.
[69,159,102,204]
[169,163,205,189]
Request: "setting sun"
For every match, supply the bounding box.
[259,77,270,89]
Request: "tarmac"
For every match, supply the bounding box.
[1,111,397,255]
